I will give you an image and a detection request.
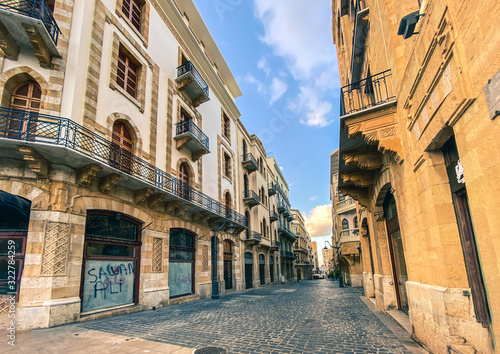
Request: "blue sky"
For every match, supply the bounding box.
[193,0,340,253]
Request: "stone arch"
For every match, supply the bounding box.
[106,112,143,153]
[79,196,153,225]
[373,166,392,207]
[0,66,50,112]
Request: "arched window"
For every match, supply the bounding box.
[179,162,191,200]
[342,218,349,230]
[11,81,41,112]
[111,121,133,173]
[263,218,267,238]
[224,192,231,215]
[245,210,250,239]
[242,140,247,156]
[243,175,249,196]
[354,216,358,228]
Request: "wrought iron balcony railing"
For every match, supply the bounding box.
[340,228,360,238]
[246,230,262,242]
[175,119,209,150]
[268,182,276,196]
[340,69,395,116]
[0,107,246,227]
[241,153,258,172]
[0,0,61,45]
[243,189,259,202]
[280,250,294,259]
[269,211,278,222]
[176,61,209,96]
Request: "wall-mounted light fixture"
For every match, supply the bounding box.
[397,11,425,39]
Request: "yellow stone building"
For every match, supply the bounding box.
[332,0,500,352]
[291,209,313,280]
[0,0,294,329]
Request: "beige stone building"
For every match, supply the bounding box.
[267,156,296,282]
[332,0,500,352]
[311,241,319,272]
[330,150,362,286]
[290,209,313,281]
[0,0,293,329]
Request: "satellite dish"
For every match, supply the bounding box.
[398,11,424,39]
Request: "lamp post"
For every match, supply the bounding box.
[324,240,343,288]
[212,215,235,299]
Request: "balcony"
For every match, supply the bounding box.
[242,190,259,208]
[336,198,356,214]
[270,240,281,250]
[294,246,308,254]
[278,222,296,241]
[174,120,209,161]
[268,183,277,196]
[286,213,293,221]
[269,211,278,222]
[241,153,258,173]
[0,107,247,229]
[341,70,395,117]
[339,228,360,244]
[280,251,294,259]
[277,202,286,213]
[245,230,262,245]
[0,0,61,66]
[175,61,209,106]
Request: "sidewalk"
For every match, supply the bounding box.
[3,323,194,354]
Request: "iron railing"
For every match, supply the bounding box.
[176,61,209,96]
[272,240,281,249]
[340,69,395,115]
[0,0,61,45]
[0,107,246,227]
[340,228,360,238]
[243,189,259,202]
[268,182,276,195]
[241,152,258,167]
[247,231,262,242]
[175,119,209,150]
[280,251,294,259]
[269,211,278,221]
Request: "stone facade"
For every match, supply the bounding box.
[0,0,293,330]
[332,0,500,352]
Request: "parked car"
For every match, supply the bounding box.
[313,273,325,279]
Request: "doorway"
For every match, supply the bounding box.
[245,252,253,289]
[223,240,233,290]
[259,254,265,285]
[383,192,409,315]
[269,255,274,283]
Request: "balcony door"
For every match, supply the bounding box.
[245,252,253,289]
[179,162,191,200]
[8,81,41,139]
[223,240,232,290]
[111,121,133,173]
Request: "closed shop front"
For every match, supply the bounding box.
[169,228,195,298]
[81,211,142,313]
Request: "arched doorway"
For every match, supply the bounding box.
[223,240,233,290]
[259,254,265,285]
[0,191,31,301]
[179,162,191,200]
[383,192,408,314]
[169,228,196,298]
[8,80,41,139]
[111,120,133,173]
[243,174,249,198]
[82,211,142,313]
[245,252,253,289]
[269,255,274,283]
[245,210,250,240]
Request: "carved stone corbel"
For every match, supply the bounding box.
[134,188,154,204]
[23,24,52,68]
[76,164,101,187]
[0,21,19,60]
[175,204,191,218]
[343,151,383,170]
[18,146,51,178]
[177,77,192,91]
[148,194,165,209]
[192,150,205,162]
[165,200,183,215]
[99,174,121,194]
[175,136,191,151]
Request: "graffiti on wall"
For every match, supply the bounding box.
[82,260,135,312]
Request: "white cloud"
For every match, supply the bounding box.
[303,204,332,237]
[269,78,288,105]
[253,0,338,80]
[309,196,318,201]
[253,0,339,127]
[244,73,265,94]
[257,56,271,77]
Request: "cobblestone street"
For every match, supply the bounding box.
[6,280,426,353]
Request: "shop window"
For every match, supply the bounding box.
[117,45,140,98]
[169,229,195,297]
[81,211,141,313]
